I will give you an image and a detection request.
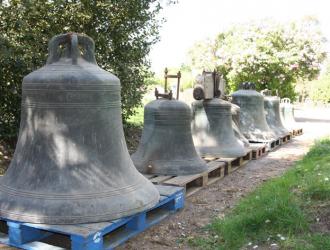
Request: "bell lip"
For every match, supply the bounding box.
[0,179,146,200]
[196,147,246,158]
[146,168,207,176]
[0,177,160,224]
[0,195,159,225]
[133,158,208,176]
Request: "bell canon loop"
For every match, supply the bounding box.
[0,33,159,224]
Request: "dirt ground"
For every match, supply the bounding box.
[117,106,330,250]
[0,106,329,250]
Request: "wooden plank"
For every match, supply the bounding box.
[163,173,207,197]
[25,221,112,238]
[241,150,252,166]
[249,143,267,160]
[143,174,157,179]
[163,173,204,186]
[202,156,219,162]
[280,133,291,144]
[23,241,65,250]
[149,175,173,184]
[206,161,225,185]
[155,185,183,197]
[216,157,241,173]
[207,160,225,169]
[185,186,204,197]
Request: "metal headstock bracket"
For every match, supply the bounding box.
[155,67,181,100]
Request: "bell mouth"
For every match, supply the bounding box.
[196,147,246,158]
[145,159,208,176]
[0,177,160,224]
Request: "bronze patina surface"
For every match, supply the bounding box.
[0,33,159,224]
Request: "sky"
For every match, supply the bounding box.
[149,0,330,74]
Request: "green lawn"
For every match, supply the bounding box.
[190,138,330,250]
[126,106,144,127]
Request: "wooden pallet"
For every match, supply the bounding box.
[203,149,252,175]
[143,150,253,197]
[0,185,184,250]
[144,161,226,196]
[204,161,226,185]
[268,138,281,151]
[280,133,292,144]
[145,173,206,197]
[293,128,303,136]
[249,143,267,160]
[250,138,280,152]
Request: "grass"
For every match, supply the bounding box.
[124,106,145,151]
[126,106,144,127]
[189,138,330,250]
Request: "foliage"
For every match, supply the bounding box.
[149,65,195,92]
[189,138,330,250]
[0,0,165,139]
[187,38,218,72]
[188,18,327,99]
[308,62,330,103]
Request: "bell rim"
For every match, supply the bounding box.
[0,178,160,224]
[0,178,148,200]
[0,194,159,225]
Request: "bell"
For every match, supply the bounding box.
[280,98,298,130]
[231,103,250,147]
[131,71,208,176]
[0,33,159,224]
[191,99,246,158]
[231,82,276,142]
[261,90,290,137]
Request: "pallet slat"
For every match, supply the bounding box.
[249,143,267,160]
[163,173,207,196]
[249,138,280,152]
[206,161,225,185]
[280,133,292,144]
[149,175,174,184]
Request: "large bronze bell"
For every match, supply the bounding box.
[191,99,246,157]
[231,82,276,142]
[261,90,290,137]
[131,71,208,176]
[0,33,159,224]
[231,103,250,147]
[280,98,298,130]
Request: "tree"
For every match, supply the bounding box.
[0,0,165,139]
[308,62,330,103]
[188,18,327,99]
[187,38,217,73]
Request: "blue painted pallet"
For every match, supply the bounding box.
[0,185,184,250]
